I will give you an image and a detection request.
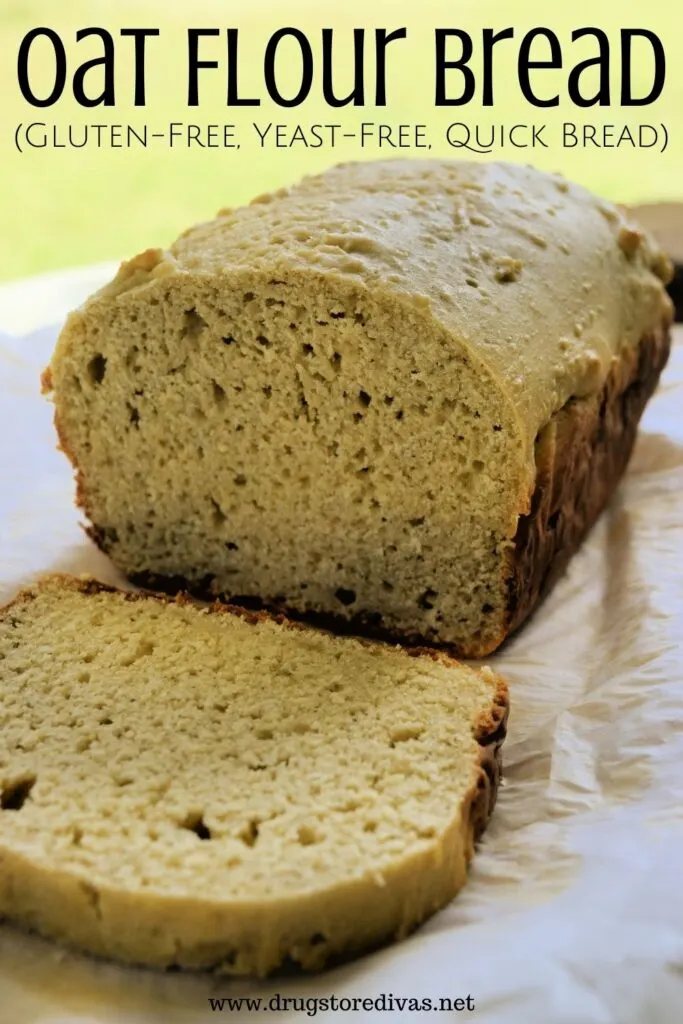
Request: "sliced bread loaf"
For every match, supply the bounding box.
[43,159,672,655]
[0,575,508,974]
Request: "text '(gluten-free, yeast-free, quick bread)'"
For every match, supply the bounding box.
[0,574,508,974]
[43,160,673,654]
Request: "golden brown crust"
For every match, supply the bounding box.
[53,409,90,514]
[39,366,53,395]
[503,322,671,644]
[467,674,508,841]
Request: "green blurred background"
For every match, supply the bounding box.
[1,0,681,283]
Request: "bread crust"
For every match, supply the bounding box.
[670,262,683,322]
[0,574,508,973]
[503,322,671,645]
[621,202,681,322]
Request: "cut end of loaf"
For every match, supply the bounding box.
[49,264,522,655]
[0,574,508,974]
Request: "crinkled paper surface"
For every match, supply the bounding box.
[0,271,682,1023]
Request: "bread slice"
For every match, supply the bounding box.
[0,574,508,975]
[43,159,672,655]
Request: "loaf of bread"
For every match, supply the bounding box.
[43,160,673,655]
[0,574,507,974]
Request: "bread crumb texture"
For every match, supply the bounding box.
[47,160,672,653]
[0,575,507,974]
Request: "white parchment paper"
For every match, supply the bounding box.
[1,307,682,1024]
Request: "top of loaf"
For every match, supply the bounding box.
[86,159,673,444]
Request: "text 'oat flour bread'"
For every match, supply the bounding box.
[43,160,673,656]
[0,575,507,974]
